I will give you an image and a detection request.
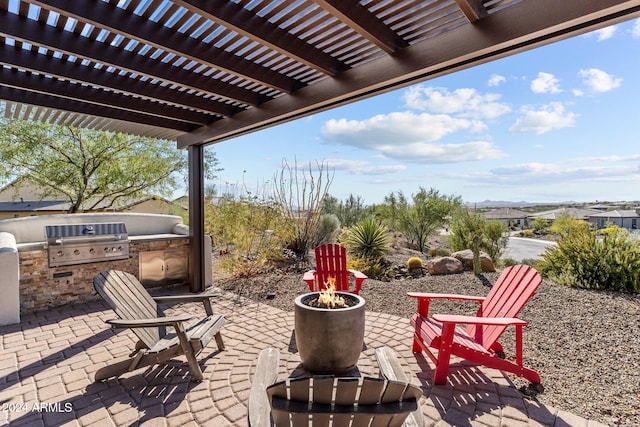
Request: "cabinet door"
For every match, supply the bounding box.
[165,247,189,282]
[139,251,165,287]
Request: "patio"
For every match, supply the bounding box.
[0,288,607,427]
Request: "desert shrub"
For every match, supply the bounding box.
[435,247,451,257]
[520,229,534,237]
[273,159,333,258]
[406,256,423,269]
[205,197,291,276]
[313,214,341,247]
[345,218,389,261]
[501,257,518,267]
[449,208,508,274]
[519,258,541,268]
[598,224,620,236]
[537,226,640,293]
[530,217,548,234]
[502,257,540,268]
[347,256,390,278]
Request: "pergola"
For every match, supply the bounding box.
[2,0,639,291]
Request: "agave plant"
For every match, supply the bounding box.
[345,218,389,260]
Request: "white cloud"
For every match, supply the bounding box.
[487,74,506,87]
[379,141,506,163]
[325,159,407,175]
[489,162,638,183]
[321,112,506,163]
[402,85,510,119]
[509,102,577,134]
[594,26,617,41]
[530,72,561,94]
[569,154,640,163]
[450,161,640,186]
[579,68,622,93]
[632,19,640,38]
[322,111,474,147]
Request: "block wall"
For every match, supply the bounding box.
[18,238,189,313]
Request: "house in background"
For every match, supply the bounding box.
[527,207,602,224]
[483,208,531,230]
[588,209,640,231]
[0,180,186,218]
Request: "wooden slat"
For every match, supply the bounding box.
[248,348,280,427]
[265,375,421,426]
[94,270,160,348]
[464,265,541,348]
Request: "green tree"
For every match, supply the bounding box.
[0,120,219,213]
[531,217,548,234]
[321,193,368,227]
[379,187,460,252]
[449,209,508,274]
[549,213,590,239]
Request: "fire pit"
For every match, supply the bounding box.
[294,279,365,374]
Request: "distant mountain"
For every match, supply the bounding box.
[465,200,577,209]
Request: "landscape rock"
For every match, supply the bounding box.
[425,256,464,275]
[451,249,496,272]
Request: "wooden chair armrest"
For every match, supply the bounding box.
[248,348,280,427]
[375,346,409,382]
[153,287,222,303]
[153,290,221,316]
[303,270,316,282]
[407,292,485,303]
[106,314,194,329]
[432,314,528,327]
[375,347,425,427]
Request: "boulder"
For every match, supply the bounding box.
[451,249,496,272]
[425,256,464,275]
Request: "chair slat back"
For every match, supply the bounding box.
[314,244,350,292]
[266,376,421,427]
[465,265,542,348]
[94,270,161,348]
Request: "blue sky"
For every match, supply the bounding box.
[207,19,640,206]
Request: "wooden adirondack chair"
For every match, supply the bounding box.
[248,347,424,427]
[93,270,226,382]
[303,243,367,294]
[408,264,543,387]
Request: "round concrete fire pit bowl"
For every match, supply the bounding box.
[294,292,365,374]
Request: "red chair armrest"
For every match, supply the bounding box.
[348,269,367,280]
[432,314,528,327]
[303,270,316,292]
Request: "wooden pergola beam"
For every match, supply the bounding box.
[178,0,640,147]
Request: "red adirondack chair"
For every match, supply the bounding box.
[408,264,543,387]
[303,244,367,295]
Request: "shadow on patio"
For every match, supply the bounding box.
[1,290,604,426]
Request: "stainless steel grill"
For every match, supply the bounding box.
[46,223,129,268]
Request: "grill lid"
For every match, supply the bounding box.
[46,222,130,267]
[46,222,128,240]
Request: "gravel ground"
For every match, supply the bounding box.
[216,253,640,426]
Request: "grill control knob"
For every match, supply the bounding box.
[57,250,64,256]
[89,248,95,254]
[74,249,80,255]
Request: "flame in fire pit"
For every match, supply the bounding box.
[315,277,347,308]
